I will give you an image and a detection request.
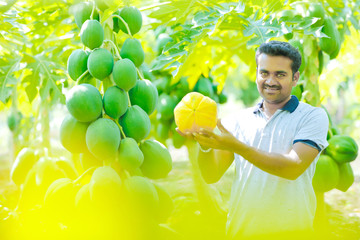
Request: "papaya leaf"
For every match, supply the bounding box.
[0,56,21,103]
[22,73,39,103]
[30,53,65,104]
[243,13,282,46]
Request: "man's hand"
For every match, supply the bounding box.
[176,119,237,151]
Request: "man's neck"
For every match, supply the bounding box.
[262,96,291,118]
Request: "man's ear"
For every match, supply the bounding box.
[293,71,300,85]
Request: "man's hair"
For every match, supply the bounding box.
[255,41,302,75]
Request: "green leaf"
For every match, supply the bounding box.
[243,13,282,46]
[0,56,21,103]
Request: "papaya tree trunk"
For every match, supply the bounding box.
[40,97,51,150]
[185,141,225,217]
[302,36,321,106]
[314,191,328,237]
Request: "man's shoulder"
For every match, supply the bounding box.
[295,102,329,122]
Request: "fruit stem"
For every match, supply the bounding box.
[73,166,97,184]
[76,69,89,84]
[136,68,145,80]
[139,1,171,11]
[126,92,132,107]
[115,119,127,139]
[90,1,96,20]
[112,15,133,38]
[104,39,121,60]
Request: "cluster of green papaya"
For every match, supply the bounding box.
[3,2,177,239]
[6,148,175,239]
[65,1,171,178]
[152,74,228,149]
[279,3,342,77]
[312,118,358,193]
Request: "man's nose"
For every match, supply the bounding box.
[265,74,277,85]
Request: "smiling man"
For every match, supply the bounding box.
[177,41,329,240]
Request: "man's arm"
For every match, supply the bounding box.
[225,140,318,180]
[194,120,320,180]
[197,148,235,184]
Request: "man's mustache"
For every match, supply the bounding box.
[264,84,281,89]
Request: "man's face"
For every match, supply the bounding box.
[256,53,299,104]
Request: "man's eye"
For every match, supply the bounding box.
[261,72,268,77]
[276,73,286,77]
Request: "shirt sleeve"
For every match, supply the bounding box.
[293,107,329,152]
[220,113,240,137]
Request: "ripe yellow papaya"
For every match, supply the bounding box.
[174,92,217,133]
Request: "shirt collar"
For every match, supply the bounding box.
[253,95,299,114]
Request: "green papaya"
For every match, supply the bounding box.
[66,83,103,122]
[329,42,341,60]
[289,39,305,73]
[10,147,38,186]
[103,86,128,119]
[156,33,172,55]
[157,121,171,142]
[86,118,121,160]
[194,76,214,98]
[291,83,303,100]
[89,166,122,205]
[33,157,67,197]
[80,150,103,171]
[94,0,113,12]
[87,48,114,80]
[153,183,174,223]
[80,19,104,50]
[312,155,339,192]
[17,168,41,210]
[73,2,99,28]
[284,32,294,40]
[55,158,78,180]
[157,93,178,120]
[326,135,358,164]
[307,3,325,27]
[44,178,79,222]
[75,183,91,209]
[140,139,172,179]
[172,130,186,149]
[7,110,22,132]
[318,50,324,75]
[139,64,156,81]
[123,176,159,219]
[278,9,295,20]
[129,79,158,115]
[119,105,151,142]
[60,114,90,153]
[117,137,144,170]
[120,38,145,67]
[7,112,17,132]
[171,121,186,149]
[176,77,190,95]
[112,58,137,91]
[336,162,354,192]
[113,6,142,35]
[218,90,228,104]
[67,49,89,81]
[319,17,341,58]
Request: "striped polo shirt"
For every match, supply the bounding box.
[224,96,329,239]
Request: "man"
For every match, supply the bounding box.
[177,41,329,240]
